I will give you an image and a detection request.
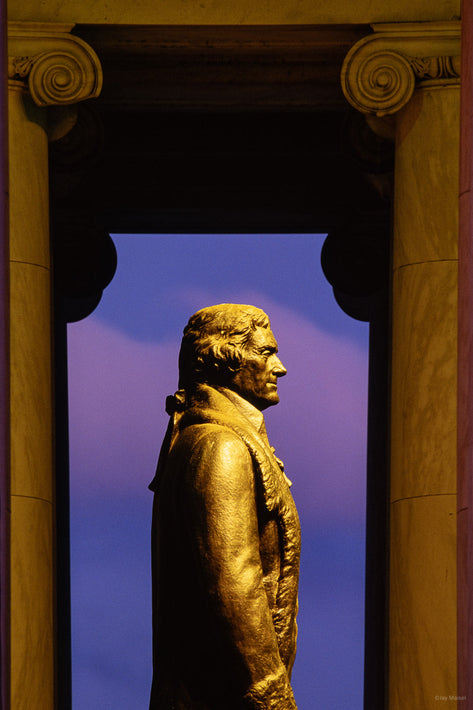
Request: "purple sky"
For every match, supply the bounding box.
[67,233,369,709]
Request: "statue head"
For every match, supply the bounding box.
[178,303,287,410]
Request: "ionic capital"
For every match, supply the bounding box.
[8,22,102,107]
[341,22,460,117]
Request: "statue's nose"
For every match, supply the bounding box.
[274,357,287,377]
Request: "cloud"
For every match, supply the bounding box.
[67,294,368,524]
[68,317,176,500]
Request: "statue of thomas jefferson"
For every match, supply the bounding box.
[149,304,301,710]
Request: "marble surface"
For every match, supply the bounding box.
[391,260,457,501]
[390,79,459,707]
[6,0,461,25]
[457,2,473,697]
[8,85,49,268]
[456,506,468,697]
[10,495,54,710]
[8,79,55,710]
[389,494,457,710]
[394,85,460,269]
[10,261,52,501]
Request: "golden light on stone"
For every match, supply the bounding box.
[341,22,460,116]
[30,53,85,104]
[8,22,103,106]
[342,20,460,709]
[361,50,415,115]
[7,22,103,710]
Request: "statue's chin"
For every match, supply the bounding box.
[256,393,280,411]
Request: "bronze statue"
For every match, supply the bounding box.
[149,304,301,709]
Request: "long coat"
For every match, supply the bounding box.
[149,384,301,710]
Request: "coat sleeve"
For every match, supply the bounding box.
[178,425,297,710]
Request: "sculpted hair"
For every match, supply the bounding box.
[178,304,270,390]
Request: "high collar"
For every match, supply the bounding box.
[151,383,272,494]
[187,385,281,476]
[215,387,265,433]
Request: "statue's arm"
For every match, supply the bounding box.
[182,427,297,710]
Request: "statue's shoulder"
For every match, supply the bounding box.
[170,422,254,497]
[170,387,258,470]
[177,419,249,457]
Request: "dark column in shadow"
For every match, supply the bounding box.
[322,217,391,710]
[363,289,389,710]
[54,297,72,710]
[52,217,117,710]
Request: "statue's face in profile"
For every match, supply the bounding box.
[230,327,287,411]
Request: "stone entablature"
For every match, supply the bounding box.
[5,0,462,28]
[341,21,460,116]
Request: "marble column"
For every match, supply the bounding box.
[7,22,102,709]
[0,1,10,708]
[8,75,55,710]
[342,21,460,709]
[458,2,473,704]
[391,80,459,708]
